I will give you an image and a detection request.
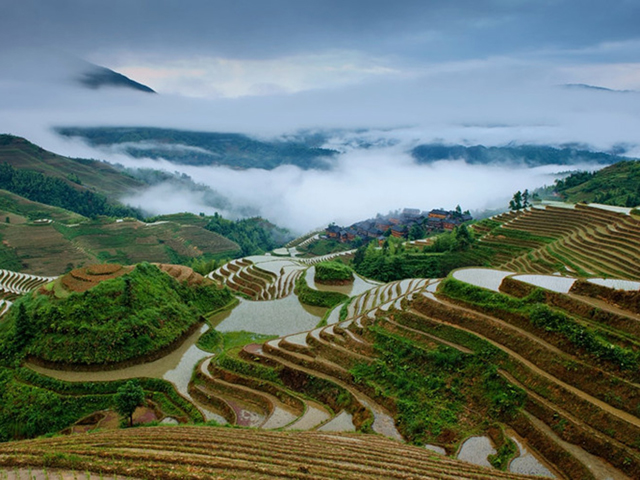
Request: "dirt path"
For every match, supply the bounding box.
[409,297,640,429]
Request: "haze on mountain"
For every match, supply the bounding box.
[1,0,640,231]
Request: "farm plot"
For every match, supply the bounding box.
[0,426,543,480]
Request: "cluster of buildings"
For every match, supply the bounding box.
[325,207,472,244]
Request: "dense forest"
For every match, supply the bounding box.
[0,163,142,219]
[204,213,291,256]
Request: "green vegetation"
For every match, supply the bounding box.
[0,367,201,442]
[0,367,110,441]
[294,274,349,309]
[204,213,291,256]
[508,190,531,211]
[353,226,487,282]
[487,426,519,470]
[314,260,354,283]
[197,329,276,354]
[297,238,356,256]
[0,134,143,199]
[114,380,145,427]
[0,262,233,366]
[439,278,639,373]
[555,160,640,207]
[0,162,142,219]
[351,326,525,446]
[0,190,86,224]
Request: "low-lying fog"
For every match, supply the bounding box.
[1,50,639,233]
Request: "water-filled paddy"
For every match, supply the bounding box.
[512,274,577,293]
[213,294,326,336]
[452,268,515,292]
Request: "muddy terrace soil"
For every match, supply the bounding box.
[0,426,544,480]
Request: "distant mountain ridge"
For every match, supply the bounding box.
[411,143,633,167]
[56,126,338,170]
[78,65,155,93]
[57,126,634,171]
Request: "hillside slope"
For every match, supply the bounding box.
[0,201,239,275]
[554,160,640,207]
[0,134,143,199]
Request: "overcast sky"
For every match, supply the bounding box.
[2,0,640,97]
[1,1,640,229]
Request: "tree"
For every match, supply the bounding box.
[114,380,145,427]
[522,189,530,208]
[509,191,523,211]
[453,224,473,251]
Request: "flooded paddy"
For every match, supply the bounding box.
[317,410,356,432]
[452,268,515,292]
[456,436,496,468]
[213,294,326,336]
[512,274,577,293]
[26,323,211,388]
[588,278,640,291]
[509,435,556,477]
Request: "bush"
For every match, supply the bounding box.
[314,261,354,283]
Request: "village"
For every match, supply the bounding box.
[324,207,473,244]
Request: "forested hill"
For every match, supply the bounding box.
[554,160,640,207]
[0,134,143,198]
[56,127,338,170]
[0,162,142,220]
[411,143,631,167]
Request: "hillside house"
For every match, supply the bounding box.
[391,225,408,238]
[428,209,449,220]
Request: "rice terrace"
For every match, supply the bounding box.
[0,186,639,480]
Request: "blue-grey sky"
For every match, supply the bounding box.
[2,0,640,96]
[1,1,640,229]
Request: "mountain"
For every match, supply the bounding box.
[0,134,144,199]
[78,65,155,93]
[411,143,633,167]
[564,83,637,94]
[554,160,640,207]
[56,126,339,170]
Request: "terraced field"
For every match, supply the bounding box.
[188,265,640,479]
[207,251,356,300]
[0,269,55,303]
[0,426,544,480]
[473,204,640,279]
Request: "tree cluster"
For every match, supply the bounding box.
[205,213,290,256]
[0,163,142,219]
[509,190,530,211]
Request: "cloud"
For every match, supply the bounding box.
[116,51,401,98]
[115,146,600,233]
[1,20,640,235]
